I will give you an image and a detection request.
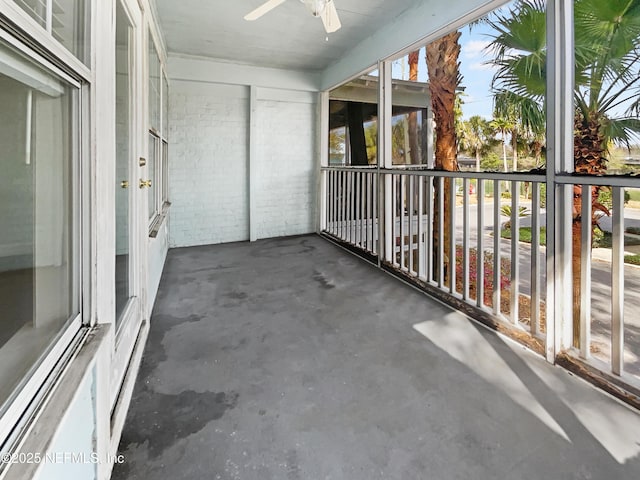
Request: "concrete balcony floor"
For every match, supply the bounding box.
[112,235,640,480]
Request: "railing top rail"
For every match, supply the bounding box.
[322,166,378,174]
[556,174,640,188]
[321,166,546,182]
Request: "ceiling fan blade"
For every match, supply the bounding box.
[321,0,341,33]
[244,0,288,21]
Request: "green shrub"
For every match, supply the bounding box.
[481,152,502,171]
[597,187,630,210]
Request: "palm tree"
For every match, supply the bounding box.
[489,116,514,173]
[486,0,640,345]
[426,31,462,285]
[459,116,493,171]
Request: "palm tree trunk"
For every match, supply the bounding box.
[426,32,461,286]
[572,111,606,347]
[502,133,508,172]
[512,128,518,171]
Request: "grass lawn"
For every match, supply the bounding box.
[500,227,547,246]
[627,189,640,202]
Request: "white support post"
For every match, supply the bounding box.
[426,106,434,169]
[249,85,258,242]
[318,91,329,233]
[546,0,575,362]
[380,60,393,264]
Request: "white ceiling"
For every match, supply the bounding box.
[153,0,423,72]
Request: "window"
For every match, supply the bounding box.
[328,67,378,166]
[148,131,159,221]
[148,34,169,230]
[12,0,90,65]
[0,39,81,414]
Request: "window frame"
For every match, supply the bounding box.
[0,31,88,453]
[147,35,169,234]
[1,0,91,70]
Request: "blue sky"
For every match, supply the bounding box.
[389,22,498,121]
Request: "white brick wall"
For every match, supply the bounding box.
[168,78,317,247]
[169,82,249,247]
[254,98,316,239]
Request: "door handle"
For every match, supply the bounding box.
[139,179,152,189]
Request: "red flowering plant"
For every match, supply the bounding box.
[455,246,511,307]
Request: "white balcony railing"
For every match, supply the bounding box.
[321,166,640,396]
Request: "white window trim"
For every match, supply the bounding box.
[0,0,91,82]
[0,19,89,456]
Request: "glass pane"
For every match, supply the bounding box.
[115,0,130,325]
[149,37,160,132]
[52,0,90,65]
[328,66,378,166]
[12,0,47,27]
[148,133,157,220]
[0,40,78,408]
[13,0,90,65]
[391,51,430,165]
[162,72,168,139]
[162,140,168,203]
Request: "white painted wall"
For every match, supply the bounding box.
[148,215,169,312]
[169,81,250,247]
[32,367,96,480]
[168,56,318,247]
[253,90,316,239]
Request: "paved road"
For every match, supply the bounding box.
[453,200,640,376]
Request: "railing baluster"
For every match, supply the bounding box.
[449,177,456,294]
[438,177,445,288]
[355,172,361,247]
[612,186,625,375]
[400,175,406,270]
[531,182,541,337]
[426,176,434,284]
[477,180,485,308]
[493,179,501,316]
[392,175,397,266]
[579,183,592,358]
[365,173,370,252]
[409,175,415,275]
[327,170,336,234]
[349,171,355,244]
[463,178,470,300]
[333,171,340,237]
[510,180,520,326]
[418,176,425,280]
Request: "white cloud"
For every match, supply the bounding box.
[462,39,491,59]
[469,61,498,72]
[462,39,497,72]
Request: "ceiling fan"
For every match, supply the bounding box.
[244,0,342,33]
